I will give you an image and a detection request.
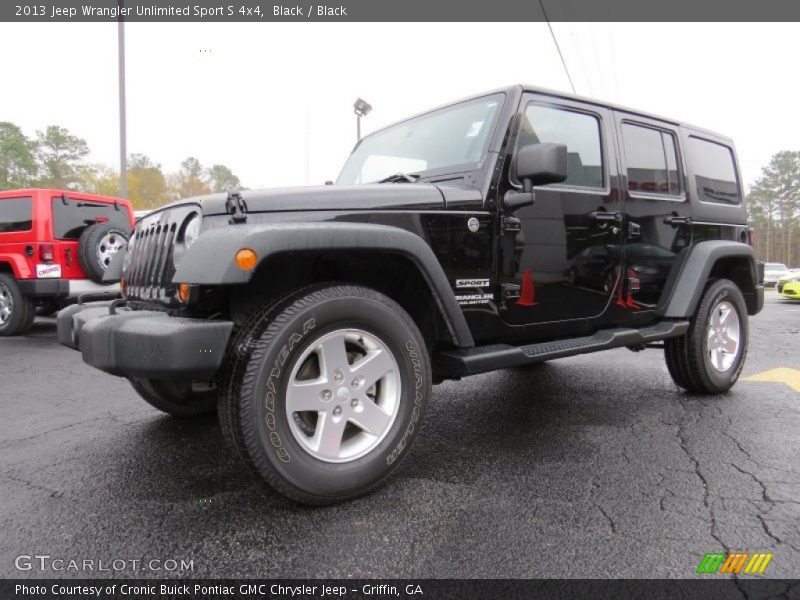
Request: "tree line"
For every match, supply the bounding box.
[0,121,243,210]
[746,151,799,267]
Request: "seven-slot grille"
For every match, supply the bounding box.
[123,205,196,303]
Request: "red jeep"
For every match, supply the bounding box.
[0,189,134,336]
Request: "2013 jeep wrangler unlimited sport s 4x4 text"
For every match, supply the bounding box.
[59,85,764,504]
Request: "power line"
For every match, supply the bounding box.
[538,0,577,95]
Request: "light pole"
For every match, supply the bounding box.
[117,0,128,198]
[353,98,372,142]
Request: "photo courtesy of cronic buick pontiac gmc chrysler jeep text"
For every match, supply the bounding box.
[58,85,764,504]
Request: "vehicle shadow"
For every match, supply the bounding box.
[95,360,645,507]
[26,317,58,337]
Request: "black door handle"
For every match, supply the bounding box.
[590,211,623,223]
[664,215,692,226]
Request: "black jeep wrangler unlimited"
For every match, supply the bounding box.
[59,85,763,504]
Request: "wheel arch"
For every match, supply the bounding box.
[0,255,30,278]
[659,241,762,318]
[174,222,474,349]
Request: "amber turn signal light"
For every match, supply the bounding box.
[235,248,257,270]
[178,283,191,303]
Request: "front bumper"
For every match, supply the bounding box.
[57,302,234,380]
[751,284,765,315]
[18,278,120,299]
[779,284,800,299]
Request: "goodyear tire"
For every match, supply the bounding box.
[0,273,35,337]
[219,284,431,505]
[128,378,217,417]
[78,222,129,284]
[665,278,749,394]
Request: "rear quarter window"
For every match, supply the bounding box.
[0,197,33,233]
[51,197,130,239]
[687,137,741,205]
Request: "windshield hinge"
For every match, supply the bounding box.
[226,191,247,224]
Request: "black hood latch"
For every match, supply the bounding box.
[226,191,248,224]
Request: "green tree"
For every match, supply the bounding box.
[747,151,800,265]
[127,154,170,210]
[207,164,241,193]
[0,122,38,190]
[35,125,90,189]
[78,164,120,197]
[169,156,212,200]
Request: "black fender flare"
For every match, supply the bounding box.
[172,222,475,348]
[658,240,761,318]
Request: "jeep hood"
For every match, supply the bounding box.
[162,184,460,217]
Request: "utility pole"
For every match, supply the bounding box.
[117,1,128,198]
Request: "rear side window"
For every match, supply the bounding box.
[0,197,33,233]
[516,104,604,189]
[51,197,130,240]
[621,122,681,197]
[687,137,741,205]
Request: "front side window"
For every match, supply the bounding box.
[621,122,681,197]
[0,197,33,233]
[687,137,741,205]
[515,104,604,189]
[51,196,130,239]
[337,94,503,185]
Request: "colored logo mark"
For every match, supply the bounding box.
[696,552,773,574]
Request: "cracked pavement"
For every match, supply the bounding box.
[0,292,798,579]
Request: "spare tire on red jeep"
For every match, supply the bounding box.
[78,222,129,283]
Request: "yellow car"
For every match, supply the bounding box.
[777,275,800,300]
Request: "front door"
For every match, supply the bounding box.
[498,95,624,331]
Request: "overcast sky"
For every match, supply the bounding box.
[1,22,797,190]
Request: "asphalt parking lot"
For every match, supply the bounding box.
[1,292,798,579]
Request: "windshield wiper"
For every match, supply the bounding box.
[376,172,421,184]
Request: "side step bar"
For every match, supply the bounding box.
[437,320,690,377]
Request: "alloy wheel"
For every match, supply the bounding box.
[0,283,13,325]
[706,300,741,372]
[284,328,401,463]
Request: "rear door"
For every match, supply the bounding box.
[613,113,692,311]
[0,194,36,278]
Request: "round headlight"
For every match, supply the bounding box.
[182,213,201,248]
[121,231,136,272]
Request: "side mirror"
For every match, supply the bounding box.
[516,143,568,193]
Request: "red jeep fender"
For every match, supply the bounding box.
[0,254,33,279]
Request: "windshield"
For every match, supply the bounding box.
[766,263,788,271]
[337,94,504,185]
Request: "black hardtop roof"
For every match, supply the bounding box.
[363,84,733,146]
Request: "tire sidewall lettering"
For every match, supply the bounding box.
[387,340,424,466]
[262,317,317,463]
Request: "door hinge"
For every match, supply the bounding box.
[501,216,522,234]
[226,191,248,223]
[501,283,521,302]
